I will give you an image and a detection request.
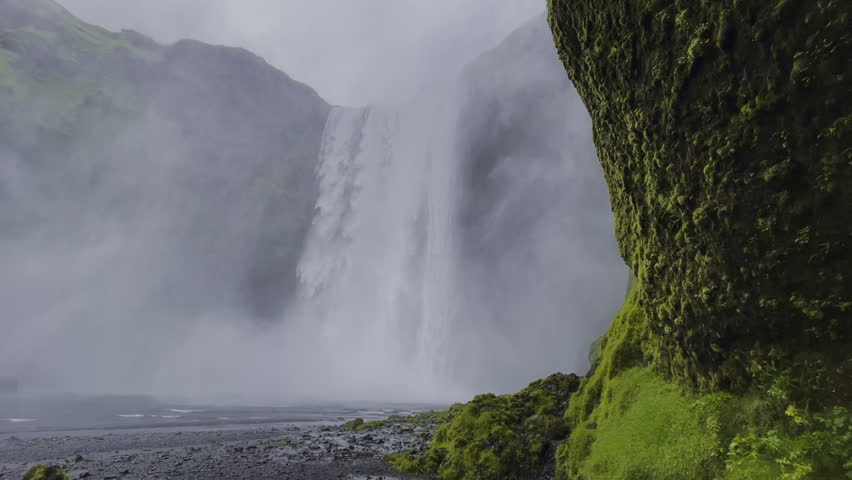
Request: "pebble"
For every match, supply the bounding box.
[0,420,438,480]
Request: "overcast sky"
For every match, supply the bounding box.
[59,0,545,106]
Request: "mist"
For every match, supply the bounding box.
[58,0,545,106]
[0,2,626,405]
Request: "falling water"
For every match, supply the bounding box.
[0,16,625,404]
[295,87,467,396]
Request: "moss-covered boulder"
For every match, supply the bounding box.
[548,0,851,396]
[388,373,581,480]
[21,465,68,480]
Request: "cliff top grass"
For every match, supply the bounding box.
[1,0,162,72]
[0,0,163,142]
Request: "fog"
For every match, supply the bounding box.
[58,0,544,106]
[0,2,626,406]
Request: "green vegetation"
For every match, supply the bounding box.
[547,0,851,394]
[2,0,161,61]
[0,0,159,161]
[397,286,851,480]
[346,408,465,433]
[558,298,852,480]
[563,368,730,480]
[343,417,388,431]
[395,2,850,476]
[541,1,852,478]
[21,466,69,480]
[388,373,581,480]
[561,361,852,480]
[343,418,365,430]
[0,0,160,132]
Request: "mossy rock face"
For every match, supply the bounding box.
[548,0,852,396]
[22,465,69,480]
[557,286,852,479]
[388,373,581,480]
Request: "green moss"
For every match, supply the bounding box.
[360,407,465,433]
[550,286,852,480]
[564,286,649,430]
[2,0,161,62]
[566,368,730,480]
[545,2,852,474]
[548,0,851,397]
[344,418,365,431]
[354,419,386,431]
[388,373,581,480]
[559,363,852,480]
[343,418,390,431]
[21,465,69,480]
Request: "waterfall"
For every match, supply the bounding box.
[0,16,626,403]
[293,91,466,396]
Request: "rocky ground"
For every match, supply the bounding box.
[0,421,436,480]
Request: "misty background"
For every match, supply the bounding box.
[0,0,625,405]
[58,0,544,106]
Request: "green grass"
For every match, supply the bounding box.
[556,286,852,480]
[560,362,852,480]
[389,374,581,480]
[570,368,731,480]
[564,286,649,431]
[3,0,162,62]
[393,285,852,480]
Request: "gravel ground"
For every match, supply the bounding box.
[0,421,435,480]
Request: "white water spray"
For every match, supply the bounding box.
[293,87,467,399]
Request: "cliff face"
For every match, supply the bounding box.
[392,3,851,480]
[549,0,851,393]
[544,0,851,478]
[0,0,329,318]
